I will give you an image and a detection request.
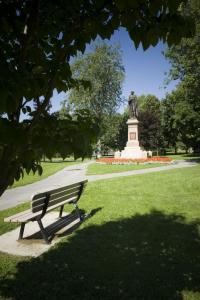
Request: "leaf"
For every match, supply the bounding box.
[141,38,150,51]
[37,164,43,176]
[128,29,141,49]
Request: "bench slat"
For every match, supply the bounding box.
[4,209,32,222]
[4,209,41,223]
[31,180,87,201]
[32,190,80,213]
[45,196,78,214]
[31,186,81,210]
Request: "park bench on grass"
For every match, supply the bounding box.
[4,180,88,244]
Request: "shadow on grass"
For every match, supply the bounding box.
[180,157,200,164]
[1,211,200,300]
[167,152,200,161]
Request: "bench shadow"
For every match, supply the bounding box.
[25,207,102,243]
[1,210,200,300]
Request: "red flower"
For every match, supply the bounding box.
[96,156,172,164]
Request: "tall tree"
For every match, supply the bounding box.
[161,93,179,152]
[0,0,195,196]
[115,110,129,151]
[162,85,200,152]
[68,43,125,156]
[164,0,200,152]
[138,95,164,152]
[100,113,125,153]
[68,43,125,124]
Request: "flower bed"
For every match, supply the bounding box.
[96,157,173,164]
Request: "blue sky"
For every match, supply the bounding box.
[50,28,178,113]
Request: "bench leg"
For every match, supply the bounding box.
[73,202,83,222]
[37,219,50,244]
[18,222,26,240]
[59,205,64,218]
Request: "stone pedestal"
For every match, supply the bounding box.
[115,118,147,159]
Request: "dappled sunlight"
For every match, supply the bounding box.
[1,210,200,300]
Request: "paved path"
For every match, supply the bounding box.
[0,160,197,211]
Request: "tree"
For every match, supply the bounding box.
[0,0,194,196]
[165,0,200,92]
[161,94,179,152]
[162,85,200,152]
[137,95,164,152]
[164,0,200,152]
[68,43,125,155]
[68,43,125,123]
[115,110,129,151]
[100,113,124,153]
[57,100,72,120]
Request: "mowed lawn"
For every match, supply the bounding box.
[164,153,200,162]
[10,159,84,188]
[0,165,200,300]
[87,162,168,175]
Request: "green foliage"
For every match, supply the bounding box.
[161,94,179,150]
[116,110,129,151]
[138,95,164,151]
[57,100,72,120]
[164,0,200,152]
[68,44,125,122]
[138,94,161,113]
[162,85,200,152]
[101,110,129,152]
[100,114,124,152]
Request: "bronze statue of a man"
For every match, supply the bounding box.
[128,91,138,119]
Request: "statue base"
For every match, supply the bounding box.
[114,117,148,159]
[120,147,147,159]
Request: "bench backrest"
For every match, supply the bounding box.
[31,180,87,214]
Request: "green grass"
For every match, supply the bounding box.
[0,165,200,299]
[165,153,200,161]
[10,159,84,189]
[87,162,168,175]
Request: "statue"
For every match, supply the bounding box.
[128,91,138,119]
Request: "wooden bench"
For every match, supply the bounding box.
[4,180,88,244]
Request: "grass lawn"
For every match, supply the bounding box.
[164,152,200,161]
[10,159,85,189]
[86,162,168,175]
[0,165,200,299]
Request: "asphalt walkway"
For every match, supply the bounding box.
[0,160,197,211]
